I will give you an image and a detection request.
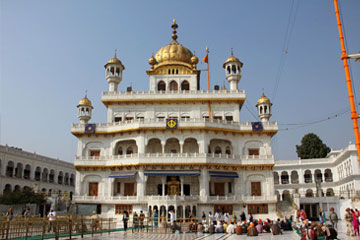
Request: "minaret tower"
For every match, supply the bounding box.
[77,92,93,124]
[256,90,272,122]
[105,50,125,92]
[223,49,243,90]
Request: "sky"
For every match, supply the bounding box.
[1,0,360,163]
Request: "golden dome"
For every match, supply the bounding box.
[105,50,125,69]
[148,55,156,65]
[223,55,243,68]
[78,96,93,108]
[155,41,193,65]
[257,93,271,105]
[191,54,199,65]
[153,19,194,67]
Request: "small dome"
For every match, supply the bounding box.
[78,96,93,108]
[257,93,271,105]
[191,55,199,65]
[104,50,125,69]
[148,55,156,65]
[223,55,243,68]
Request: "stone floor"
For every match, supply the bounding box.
[80,220,360,240]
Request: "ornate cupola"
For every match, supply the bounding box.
[147,19,199,75]
[77,93,93,124]
[256,91,272,122]
[104,50,125,92]
[223,49,243,90]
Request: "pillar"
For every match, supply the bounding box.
[199,169,209,201]
[161,141,166,154]
[161,176,166,196]
[180,176,184,196]
[179,141,184,154]
[136,169,145,198]
[75,171,81,195]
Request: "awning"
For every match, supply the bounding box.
[144,170,200,177]
[209,171,239,178]
[109,171,137,178]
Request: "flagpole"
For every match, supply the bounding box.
[206,46,211,120]
[333,0,360,167]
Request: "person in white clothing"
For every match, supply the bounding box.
[47,209,56,232]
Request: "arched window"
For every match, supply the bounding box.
[264,105,268,113]
[260,106,263,114]
[214,146,222,154]
[232,65,236,74]
[158,81,166,91]
[227,66,231,75]
[181,81,190,91]
[117,147,123,155]
[169,81,178,91]
[225,146,231,155]
[126,147,133,155]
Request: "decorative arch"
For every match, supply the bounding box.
[305,189,314,197]
[83,141,103,156]
[291,170,299,184]
[181,80,190,91]
[304,170,312,183]
[169,80,178,91]
[242,140,263,156]
[281,171,289,184]
[183,138,199,153]
[146,138,162,153]
[158,81,166,91]
[165,138,180,153]
[113,139,138,155]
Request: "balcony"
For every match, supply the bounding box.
[101,89,246,104]
[74,153,274,166]
[71,118,278,135]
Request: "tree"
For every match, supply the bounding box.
[296,133,331,159]
[0,189,47,205]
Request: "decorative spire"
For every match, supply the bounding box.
[114,49,117,58]
[85,90,88,98]
[171,18,178,41]
[231,48,234,56]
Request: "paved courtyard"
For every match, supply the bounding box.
[80,220,360,240]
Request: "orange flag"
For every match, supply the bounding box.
[202,53,208,63]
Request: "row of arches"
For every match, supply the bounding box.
[274,169,333,184]
[3,161,74,186]
[3,183,73,196]
[149,205,196,219]
[113,138,233,156]
[157,80,190,91]
[275,188,335,201]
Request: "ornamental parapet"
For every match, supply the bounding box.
[74,195,277,204]
[71,118,278,136]
[74,153,274,167]
[101,89,246,105]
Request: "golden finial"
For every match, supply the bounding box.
[171,18,178,41]
[85,90,88,98]
[114,49,117,58]
[231,48,234,56]
[206,45,209,53]
[262,88,265,96]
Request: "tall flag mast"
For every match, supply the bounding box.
[333,0,360,167]
[202,46,211,119]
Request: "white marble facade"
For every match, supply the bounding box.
[72,20,278,220]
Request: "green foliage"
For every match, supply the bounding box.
[296,133,331,159]
[0,189,47,205]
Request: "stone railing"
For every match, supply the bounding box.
[74,153,274,166]
[71,118,278,132]
[102,89,246,100]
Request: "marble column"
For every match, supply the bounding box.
[161,176,166,196]
[199,169,209,201]
[180,176,184,196]
[136,169,145,198]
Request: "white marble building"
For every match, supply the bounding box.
[71,20,279,219]
[274,143,360,219]
[0,144,75,203]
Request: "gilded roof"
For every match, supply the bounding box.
[257,93,271,105]
[78,96,93,107]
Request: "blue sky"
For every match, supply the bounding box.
[1,0,360,162]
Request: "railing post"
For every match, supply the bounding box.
[5,220,10,240]
[41,217,46,240]
[108,218,111,235]
[81,215,84,238]
[69,216,72,240]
